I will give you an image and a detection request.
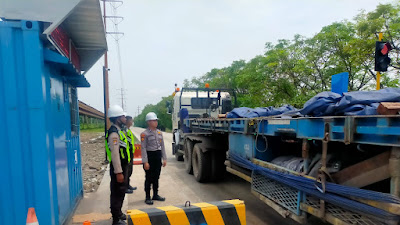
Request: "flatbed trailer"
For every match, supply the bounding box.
[178,115,400,225]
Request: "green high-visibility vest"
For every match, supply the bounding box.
[105,126,131,164]
[126,129,135,154]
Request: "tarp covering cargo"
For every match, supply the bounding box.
[227,88,400,118]
[227,105,296,118]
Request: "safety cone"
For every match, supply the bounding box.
[26,207,39,225]
[133,144,143,165]
[83,221,91,225]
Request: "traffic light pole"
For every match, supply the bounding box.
[376,32,383,90]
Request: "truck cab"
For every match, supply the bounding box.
[169,87,235,161]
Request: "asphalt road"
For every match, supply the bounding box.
[128,127,298,225]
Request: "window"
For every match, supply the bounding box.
[191,98,217,109]
[222,100,232,113]
[69,87,79,136]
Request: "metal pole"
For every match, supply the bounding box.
[376,32,383,90]
[390,147,400,197]
[121,88,124,110]
[302,139,310,174]
[319,124,329,220]
[104,0,110,128]
[103,66,108,162]
[103,0,110,162]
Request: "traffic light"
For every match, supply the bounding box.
[375,41,392,72]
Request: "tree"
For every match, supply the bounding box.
[141,3,400,121]
[134,95,173,131]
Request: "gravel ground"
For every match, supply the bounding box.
[80,131,108,193]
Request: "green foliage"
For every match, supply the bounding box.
[183,3,400,108]
[142,3,400,120]
[134,95,173,131]
[80,127,105,133]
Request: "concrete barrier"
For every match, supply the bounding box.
[127,199,246,225]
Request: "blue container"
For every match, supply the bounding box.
[229,133,273,161]
[0,20,83,225]
[331,72,349,94]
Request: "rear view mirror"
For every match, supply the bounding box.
[166,101,172,114]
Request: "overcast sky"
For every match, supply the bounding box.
[79,0,392,117]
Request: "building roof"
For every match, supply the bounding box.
[0,0,107,72]
[46,0,107,72]
[79,101,104,119]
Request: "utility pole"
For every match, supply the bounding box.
[377,32,383,90]
[103,0,110,133]
[102,0,124,132]
[117,88,126,110]
[121,89,124,109]
[137,106,140,116]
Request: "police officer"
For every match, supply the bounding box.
[105,105,130,225]
[141,112,167,205]
[123,115,137,193]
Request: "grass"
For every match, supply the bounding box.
[80,127,105,133]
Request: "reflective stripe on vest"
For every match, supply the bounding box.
[105,130,131,163]
[126,130,135,153]
[119,131,131,163]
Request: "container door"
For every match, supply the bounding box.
[65,85,83,207]
[50,76,70,224]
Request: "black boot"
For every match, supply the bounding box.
[145,198,154,205]
[119,213,127,220]
[129,185,137,190]
[152,195,166,201]
[112,219,126,225]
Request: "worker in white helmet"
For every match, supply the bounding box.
[105,105,129,225]
[140,112,167,205]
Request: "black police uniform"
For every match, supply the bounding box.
[106,125,130,223]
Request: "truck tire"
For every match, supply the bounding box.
[184,140,193,174]
[175,154,184,161]
[173,143,184,161]
[211,151,226,181]
[192,144,211,182]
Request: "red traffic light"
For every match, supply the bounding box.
[375,41,391,72]
[381,42,392,55]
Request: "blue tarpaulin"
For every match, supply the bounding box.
[300,88,400,116]
[227,105,297,118]
[227,88,400,118]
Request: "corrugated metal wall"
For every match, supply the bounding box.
[0,20,83,225]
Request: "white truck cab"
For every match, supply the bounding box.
[168,87,236,160]
[171,89,233,130]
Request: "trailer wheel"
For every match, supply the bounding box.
[211,151,226,181]
[175,154,184,161]
[173,143,184,161]
[184,140,193,174]
[192,144,211,182]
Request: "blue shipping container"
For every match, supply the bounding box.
[0,20,85,225]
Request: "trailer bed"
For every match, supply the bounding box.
[186,115,400,147]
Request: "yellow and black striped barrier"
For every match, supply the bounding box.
[127,199,246,225]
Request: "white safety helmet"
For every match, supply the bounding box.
[107,105,127,118]
[146,112,158,121]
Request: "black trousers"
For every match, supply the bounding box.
[110,163,128,221]
[128,161,133,186]
[144,150,162,198]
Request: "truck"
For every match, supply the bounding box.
[170,86,235,165]
[168,83,400,225]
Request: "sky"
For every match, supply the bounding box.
[79,0,392,117]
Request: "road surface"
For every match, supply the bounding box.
[71,127,299,225]
[128,127,297,225]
